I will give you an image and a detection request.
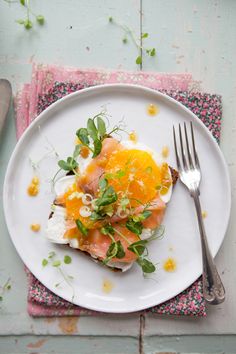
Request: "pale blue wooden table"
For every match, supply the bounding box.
[0,1,236,353]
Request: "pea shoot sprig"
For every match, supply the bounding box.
[101,224,125,264]
[0,278,11,304]
[108,16,156,65]
[3,0,45,30]
[42,252,74,301]
[100,223,165,274]
[54,112,125,183]
[76,111,124,158]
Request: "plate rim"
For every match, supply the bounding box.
[3,83,231,313]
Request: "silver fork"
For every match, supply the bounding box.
[173,122,225,305]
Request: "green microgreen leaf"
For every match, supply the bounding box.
[20,0,25,5]
[104,173,114,180]
[64,255,72,264]
[67,157,78,169]
[150,48,156,56]
[24,19,33,29]
[99,178,108,192]
[104,239,125,264]
[122,37,128,44]
[137,258,156,273]
[0,296,3,301]
[16,19,25,25]
[73,144,81,158]
[106,242,118,258]
[43,257,51,268]
[146,48,156,57]
[48,251,56,259]
[58,157,78,172]
[140,210,152,221]
[96,186,117,207]
[52,260,61,267]
[108,16,113,22]
[90,211,104,221]
[76,128,90,145]
[58,160,70,171]
[126,219,143,235]
[36,15,45,25]
[116,240,125,259]
[101,204,114,217]
[97,116,106,137]
[128,240,148,256]
[87,118,98,140]
[92,139,102,158]
[76,219,88,236]
[101,224,115,236]
[131,210,152,223]
[136,56,142,65]
[141,32,149,38]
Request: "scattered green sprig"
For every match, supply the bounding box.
[76,112,109,158]
[0,278,12,304]
[42,251,74,300]
[127,225,165,274]
[3,0,45,30]
[127,238,156,274]
[100,223,164,274]
[53,112,127,185]
[108,16,157,65]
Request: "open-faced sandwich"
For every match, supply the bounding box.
[46,113,178,274]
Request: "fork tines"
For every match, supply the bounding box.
[173,122,200,171]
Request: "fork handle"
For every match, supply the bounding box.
[192,192,225,305]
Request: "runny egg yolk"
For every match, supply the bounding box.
[105,149,169,206]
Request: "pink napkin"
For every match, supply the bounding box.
[15,64,222,317]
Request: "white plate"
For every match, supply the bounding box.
[3,84,231,313]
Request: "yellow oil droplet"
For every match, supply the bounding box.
[129,131,138,143]
[161,146,169,159]
[27,176,40,196]
[202,210,208,218]
[163,258,177,272]
[147,103,159,116]
[32,176,40,185]
[30,223,41,232]
[102,279,114,294]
